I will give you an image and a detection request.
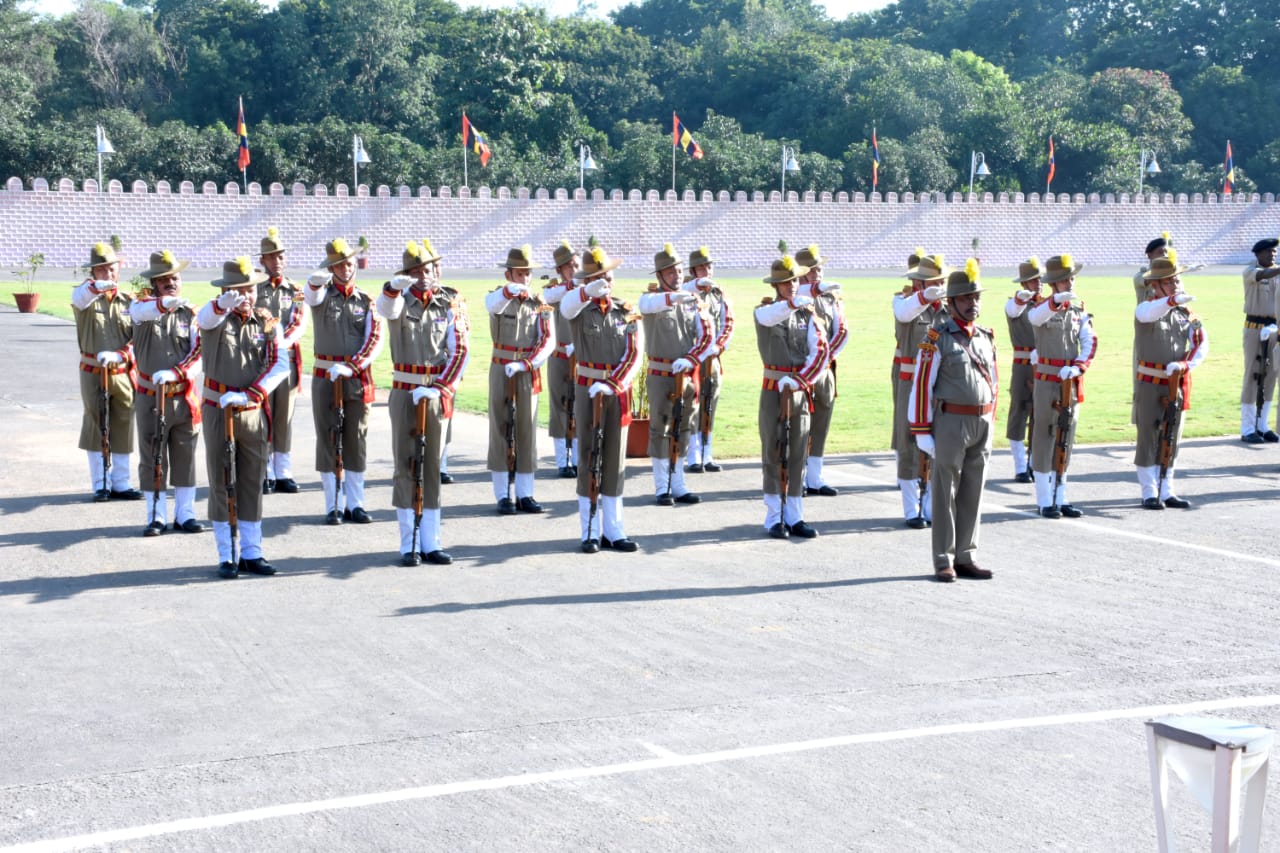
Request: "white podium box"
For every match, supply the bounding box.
[1146,715,1273,853]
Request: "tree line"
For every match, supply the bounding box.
[2,0,1276,196]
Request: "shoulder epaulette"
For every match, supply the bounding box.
[619,299,636,312]
[760,296,774,306]
[646,282,659,293]
[900,285,913,297]
[920,326,941,353]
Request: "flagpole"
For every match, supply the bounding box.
[672,112,677,193]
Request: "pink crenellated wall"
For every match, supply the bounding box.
[4,176,1279,271]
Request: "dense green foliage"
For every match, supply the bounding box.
[4,0,1276,194]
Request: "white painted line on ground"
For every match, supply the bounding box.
[638,740,680,758]
[7,694,1280,853]
[839,471,1280,569]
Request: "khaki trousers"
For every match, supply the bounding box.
[311,375,370,473]
[134,389,199,489]
[388,388,446,510]
[574,390,627,498]
[807,369,836,457]
[487,363,539,473]
[758,387,809,497]
[203,404,268,523]
[78,369,135,453]
[1030,379,1078,473]
[931,410,990,570]
[547,356,575,440]
[646,373,699,458]
[1004,362,1034,442]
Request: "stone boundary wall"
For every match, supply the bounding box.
[4,176,1279,272]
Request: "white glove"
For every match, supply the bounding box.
[705,345,720,358]
[588,381,614,398]
[328,364,354,381]
[564,343,575,357]
[96,350,122,366]
[161,295,189,311]
[1057,365,1082,381]
[504,361,527,378]
[668,291,696,304]
[1052,291,1074,304]
[388,275,415,293]
[922,285,946,302]
[1173,293,1195,305]
[1015,289,1034,302]
[672,358,695,374]
[93,279,117,292]
[1262,325,1278,342]
[1165,361,1186,377]
[152,369,178,384]
[790,295,814,309]
[219,391,249,409]
[411,386,441,404]
[778,376,801,393]
[915,434,936,458]
[308,271,331,288]
[216,291,247,312]
[818,281,842,293]
[680,278,700,293]
[504,283,529,298]
[584,279,611,298]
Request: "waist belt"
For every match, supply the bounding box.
[551,344,572,360]
[137,372,189,395]
[940,401,995,416]
[79,352,131,375]
[576,362,616,383]
[202,378,261,409]
[1012,346,1033,366]
[492,343,537,364]
[648,356,687,377]
[391,362,445,389]
[1137,360,1178,382]
[1246,314,1276,329]
[313,354,350,377]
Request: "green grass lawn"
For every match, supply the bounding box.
[3,270,1247,458]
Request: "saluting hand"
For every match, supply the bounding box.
[922,285,946,303]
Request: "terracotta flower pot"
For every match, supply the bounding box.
[14,292,40,313]
[357,256,370,269]
[626,418,650,458]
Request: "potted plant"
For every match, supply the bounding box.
[12,252,44,313]
[626,355,650,457]
[357,235,370,269]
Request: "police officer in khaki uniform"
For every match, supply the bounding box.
[72,241,142,501]
[560,242,644,552]
[1240,237,1280,442]
[255,227,308,492]
[682,246,734,473]
[422,239,466,485]
[794,244,848,496]
[1028,254,1096,518]
[1135,251,1207,508]
[128,250,205,536]
[485,245,553,514]
[304,238,384,525]
[541,240,581,478]
[910,259,997,582]
[755,254,829,539]
[376,241,468,566]
[1004,257,1045,483]
[197,258,289,578]
[640,243,712,505]
[892,253,947,527]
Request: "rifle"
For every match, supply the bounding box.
[564,355,576,448]
[1156,369,1184,498]
[412,396,427,558]
[917,448,931,519]
[331,376,344,515]
[151,383,167,525]
[99,365,112,493]
[667,371,686,495]
[1051,377,1074,505]
[699,363,714,448]
[588,393,605,539]
[778,389,792,501]
[505,374,517,502]
[1255,335,1272,430]
[224,405,239,566]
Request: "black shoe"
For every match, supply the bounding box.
[174,518,206,533]
[1142,497,1165,510]
[1039,505,1062,519]
[559,465,575,478]
[566,465,578,477]
[497,497,516,515]
[93,488,111,503]
[143,520,165,537]
[262,478,275,494]
[516,496,543,513]
[768,522,789,539]
[906,516,929,529]
[582,538,600,553]
[1242,432,1265,444]
[601,536,638,552]
[402,551,421,566]
[686,463,704,474]
[326,510,344,525]
[656,492,675,506]
[788,520,818,538]
[1164,496,1191,509]
[703,462,723,472]
[805,485,838,497]
[1266,431,1280,443]
[674,492,701,504]
[440,471,455,485]
[274,478,300,494]
[1014,470,1034,484]
[110,488,144,501]
[1060,504,1083,518]
[239,556,276,575]
[422,549,453,565]
[217,561,239,579]
[345,506,372,524]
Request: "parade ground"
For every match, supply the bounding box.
[3,300,1280,851]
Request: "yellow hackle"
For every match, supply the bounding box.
[1060,253,1074,270]
[1028,256,1040,270]
[331,237,350,256]
[964,257,980,282]
[267,226,279,239]
[236,256,251,276]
